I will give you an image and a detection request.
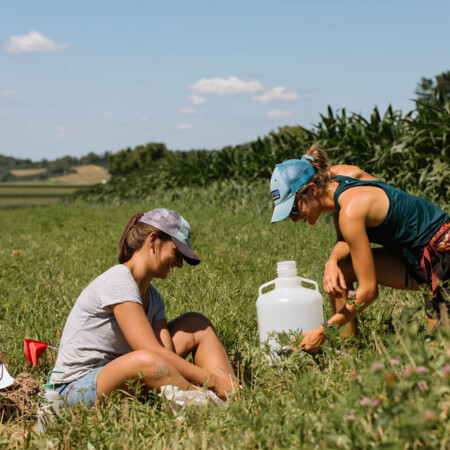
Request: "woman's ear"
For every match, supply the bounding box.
[147,232,158,250]
[307,183,318,197]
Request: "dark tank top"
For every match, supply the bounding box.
[333,175,449,250]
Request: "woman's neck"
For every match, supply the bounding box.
[123,257,154,296]
[320,181,338,212]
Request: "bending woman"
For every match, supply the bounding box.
[51,208,237,406]
[270,144,449,353]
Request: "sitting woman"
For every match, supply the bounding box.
[270,144,449,353]
[51,208,237,406]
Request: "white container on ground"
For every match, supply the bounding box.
[256,261,324,351]
[37,389,61,432]
[37,371,63,432]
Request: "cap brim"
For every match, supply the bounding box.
[172,237,201,266]
[271,194,295,223]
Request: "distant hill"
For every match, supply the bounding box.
[0,151,110,182]
[48,165,109,185]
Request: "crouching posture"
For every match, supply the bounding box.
[51,208,237,407]
[270,145,449,353]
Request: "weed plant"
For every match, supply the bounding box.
[0,182,449,448]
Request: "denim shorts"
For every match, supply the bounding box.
[54,366,103,408]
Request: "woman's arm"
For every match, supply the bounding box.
[112,302,233,396]
[299,196,379,353]
[326,205,378,327]
[323,213,351,296]
[152,319,175,352]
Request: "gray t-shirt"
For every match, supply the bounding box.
[51,265,166,384]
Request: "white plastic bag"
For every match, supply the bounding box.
[0,361,16,389]
[159,385,224,417]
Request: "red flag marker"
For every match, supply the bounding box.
[24,339,48,366]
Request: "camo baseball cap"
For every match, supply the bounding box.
[140,208,200,265]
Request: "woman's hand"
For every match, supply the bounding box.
[296,326,326,354]
[323,259,347,296]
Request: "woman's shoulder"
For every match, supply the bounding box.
[88,265,134,289]
[330,165,377,181]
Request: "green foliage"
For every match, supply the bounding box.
[308,102,450,202]
[1,185,449,447]
[415,70,450,107]
[75,100,450,206]
[109,142,167,176]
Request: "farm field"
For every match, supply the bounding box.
[1,181,449,448]
[0,165,109,208]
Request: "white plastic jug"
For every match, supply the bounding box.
[256,261,324,350]
[37,371,63,432]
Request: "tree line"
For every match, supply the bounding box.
[85,71,449,205]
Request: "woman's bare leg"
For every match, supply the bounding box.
[96,349,194,401]
[332,248,420,337]
[168,312,236,384]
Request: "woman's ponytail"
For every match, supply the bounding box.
[117,213,171,264]
[304,143,332,190]
[117,213,144,264]
[306,143,329,173]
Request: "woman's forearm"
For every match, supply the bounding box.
[152,345,216,386]
[326,240,350,265]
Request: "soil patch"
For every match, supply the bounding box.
[1,373,40,422]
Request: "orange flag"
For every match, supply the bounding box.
[24,339,48,366]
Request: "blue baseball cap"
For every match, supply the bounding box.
[270,157,316,223]
[140,208,200,265]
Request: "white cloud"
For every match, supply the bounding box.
[141,116,150,122]
[177,123,193,131]
[265,109,293,118]
[5,31,68,55]
[1,90,17,97]
[189,94,206,105]
[55,125,77,138]
[55,126,68,138]
[103,110,114,117]
[252,86,299,103]
[190,76,263,96]
[178,107,198,115]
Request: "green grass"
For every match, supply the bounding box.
[0,181,449,448]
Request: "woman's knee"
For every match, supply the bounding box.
[132,349,170,380]
[183,312,213,328]
[170,312,216,353]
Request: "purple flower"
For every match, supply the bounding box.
[360,397,370,405]
[443,365,450,379]
[389,358,400,365]
[403,364,415,377]
[417,380,426,391]
[347,413,356,421]
[417,366,428,373]
[371,398,381,407]
[371,362,385,372]
[423,410,436,421]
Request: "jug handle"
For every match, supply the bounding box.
[298,277,319,291]
[258,279,276,296]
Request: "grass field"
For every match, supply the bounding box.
[0,181,449,448]
[0,165,109,208]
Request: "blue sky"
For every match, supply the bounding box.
[1,0,449,160]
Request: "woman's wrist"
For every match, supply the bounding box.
[325,257,338,267]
